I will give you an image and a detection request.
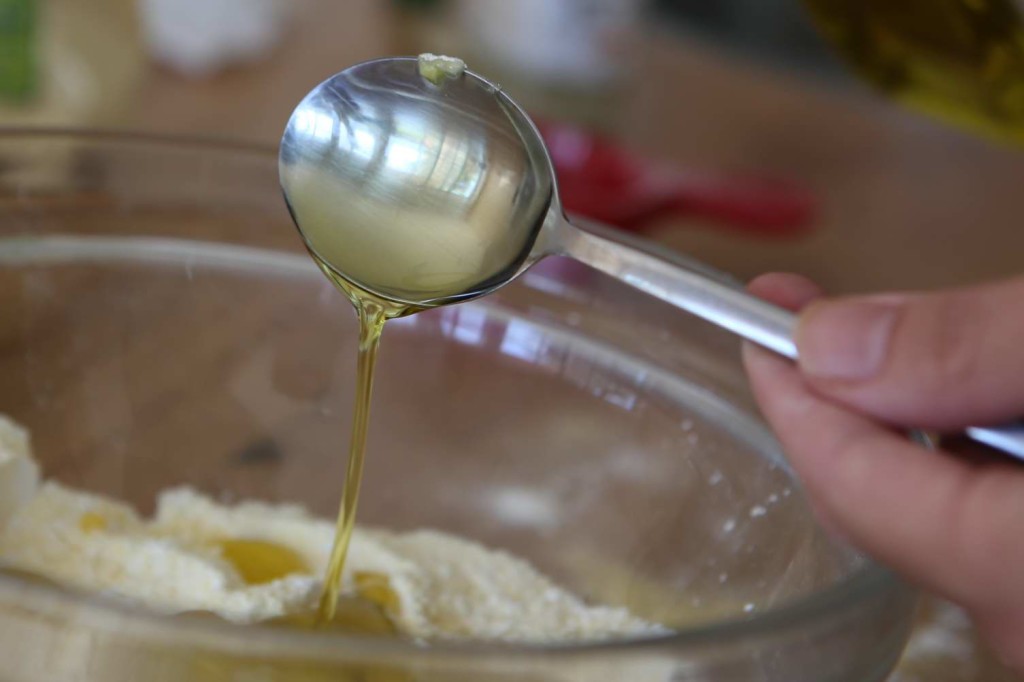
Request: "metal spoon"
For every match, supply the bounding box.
[279,56,1023,460]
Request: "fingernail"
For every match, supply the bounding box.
[797,299,900,380]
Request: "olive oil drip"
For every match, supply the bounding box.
[312,256,418,624]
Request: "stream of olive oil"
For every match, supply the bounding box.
[316,301,384,623]
[311,257,416,625]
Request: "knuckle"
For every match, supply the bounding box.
[908,295,982,390]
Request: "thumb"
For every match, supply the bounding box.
[795,276,1024,430]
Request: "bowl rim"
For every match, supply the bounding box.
[0,127,914,664]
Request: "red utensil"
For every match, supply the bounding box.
[537,120,816,237]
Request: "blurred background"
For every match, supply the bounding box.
[3,0,1023,679]
[4,0,1024,296]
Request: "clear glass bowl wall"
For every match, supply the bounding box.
[0,131,914,681]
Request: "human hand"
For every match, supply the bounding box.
[742,273,1024,671]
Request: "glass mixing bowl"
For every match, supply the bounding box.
[0,130,915,681]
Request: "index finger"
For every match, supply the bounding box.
[743,276,1024,620]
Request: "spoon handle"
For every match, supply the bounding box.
[557,217,1024,461]
[558,217,799,357]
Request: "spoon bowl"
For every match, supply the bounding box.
[280,57,554,307]
[280,56,1024,460]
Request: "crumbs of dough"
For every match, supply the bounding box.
[417,53,466,84]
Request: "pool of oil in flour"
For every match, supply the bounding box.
[0,528,400,635]
[172,537,399,635]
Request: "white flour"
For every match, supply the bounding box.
[0,415,662,643]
